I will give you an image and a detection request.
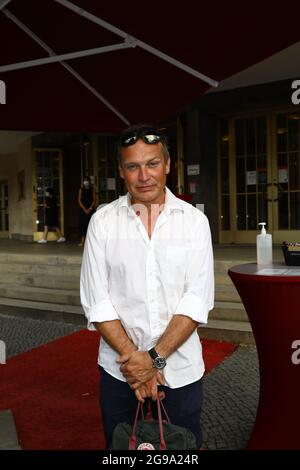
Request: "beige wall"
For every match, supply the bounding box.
[0,138,33,240]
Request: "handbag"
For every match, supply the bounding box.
[111,398,197,450]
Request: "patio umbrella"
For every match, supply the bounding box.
[0,0,299,132]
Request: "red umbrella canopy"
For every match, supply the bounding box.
[0,0,299,132]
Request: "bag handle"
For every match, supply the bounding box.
[156,397,167,450]
[128,397,169,450]
[129,402,140,450]
[159,398,170,424]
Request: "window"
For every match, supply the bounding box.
[97,136,121,203]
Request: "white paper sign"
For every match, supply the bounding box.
[278,168,288,184]
[107,178,116,190]
[247,171,257,185]
[189,181,196,193]
[0,80,6,105]
[187,164,200,176]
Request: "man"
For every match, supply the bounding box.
[80,124,214,449]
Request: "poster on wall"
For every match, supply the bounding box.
[187,164,200,176]
[189,181,196,193]
[278,168,288,184]
[247,171,257,185]
[107,178,116,190]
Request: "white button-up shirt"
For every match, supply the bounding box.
[80,187,214,388]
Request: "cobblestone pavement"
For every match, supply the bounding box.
[0,313,259,450]
[0,314,82,358]
[202,346,259,450]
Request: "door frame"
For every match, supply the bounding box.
[218,105,300,244]
[32,148,64,241]
[0,179,9,238]
[269,110,300,243]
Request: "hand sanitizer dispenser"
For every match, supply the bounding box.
[257,223,273,265]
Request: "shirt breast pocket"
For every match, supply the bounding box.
[164,246,189,286]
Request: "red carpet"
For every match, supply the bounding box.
[0,330,237,450]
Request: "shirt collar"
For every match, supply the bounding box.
[117,187,185,216]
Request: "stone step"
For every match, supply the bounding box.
[214,272,236,285]
[0,284,81,306]
[0,410,21,450]
[199,319,254,345]
[0,250,251,345]
[214,273,252,303]
[210,301,247,322]
[0,297,84,316]
[1,273,79,290]
[0,268,236,289]
[0,261,80,277]
[215,288,241,302]
[214,259,255,273]
[0,252,81,266]
[0,260,235,279]
[215,282,239,293]
[0,281,239,307]
[0,253,251,274]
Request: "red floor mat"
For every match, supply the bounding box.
[0,330,236,449]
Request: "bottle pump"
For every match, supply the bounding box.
[256,223,273,265]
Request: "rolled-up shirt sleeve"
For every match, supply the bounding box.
[80,212,119,330]
[174,214,214,324]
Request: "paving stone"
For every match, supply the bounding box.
[0,314,82,358]
[202,346,259,450]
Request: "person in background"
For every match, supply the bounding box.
[37,187,66,244]
[78,176,96,247]
[80,124,214,449]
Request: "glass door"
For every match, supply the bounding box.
[272,112,300,243]
[219,115,270,243]
[218,119,231,242]
[97,135,120,203]
[0,180,9,237]
[219,112,300,244]
[233,116,269,242]
[33,149,64,241]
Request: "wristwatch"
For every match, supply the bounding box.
[148,347,167,369]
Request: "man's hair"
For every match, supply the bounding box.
[117,123,170,164]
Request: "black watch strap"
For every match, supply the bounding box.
[148,347,159,360]
[148,347,167,369]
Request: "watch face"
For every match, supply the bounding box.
[154,356,167,369]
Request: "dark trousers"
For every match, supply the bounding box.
[99,366,203,450]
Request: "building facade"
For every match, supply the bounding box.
[181,78,300,244]
[1,78,300,244]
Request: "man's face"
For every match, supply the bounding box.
[119,139,170,205]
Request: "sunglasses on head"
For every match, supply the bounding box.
[119,128,162,147]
